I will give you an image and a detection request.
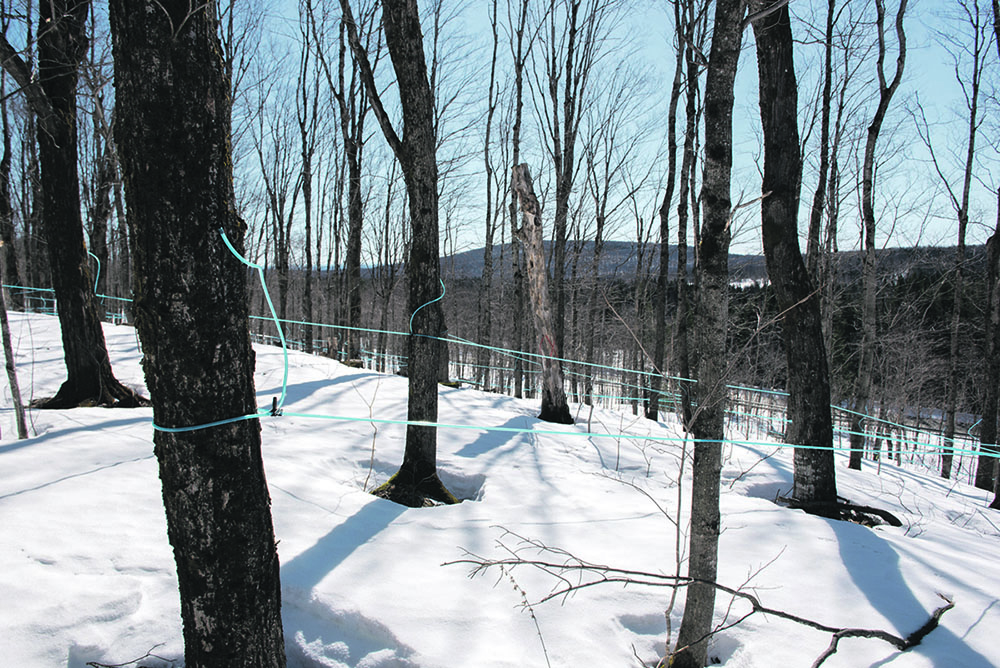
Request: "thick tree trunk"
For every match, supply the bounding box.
[671,0,744,665]
[31,0,141,409]
[752,0,837,504]
[109,2,286,666]
[512,164,573,425]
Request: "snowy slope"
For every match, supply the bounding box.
[1,312,997,668]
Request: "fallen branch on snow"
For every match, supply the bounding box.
[446,531,954,667]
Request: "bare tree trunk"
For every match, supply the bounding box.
[110,2,286,665]
[751,0,837,504]
[342,0,455,506]
[509,0,530,400]
[851,0,908,470]
[674,0,704,427]
[671,0,745,665]
[806,0,836,280]
[647,0,685,422]
[477,0,501,392]
[512,164,573,425]
[930,0,987,479]
[296,12,319,355]
[0,250,26,439]
[0,74,22,309]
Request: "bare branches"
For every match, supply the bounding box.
[447,530,955,668]
[338,0,404,164]
[0,36,54,132]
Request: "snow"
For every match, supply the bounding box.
[1,311,998,668]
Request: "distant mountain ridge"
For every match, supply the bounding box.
[436,241,985,283]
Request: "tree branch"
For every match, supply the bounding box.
[446,533,955,667]
[337,0,405,165]
[0,36,55,133]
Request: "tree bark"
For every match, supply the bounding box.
[341,0,455,507]
[751,0,837,504]
[674,0,703,428]
[509,0,530,400]
[109,2,286,666]
[805,0,836,281]
[512,164,573,425]
[672,0,745,665]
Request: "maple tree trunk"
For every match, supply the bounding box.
[110,3,286,665]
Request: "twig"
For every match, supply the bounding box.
[499,565,553,668]
[85,644,174,668]
[447,543,955,667]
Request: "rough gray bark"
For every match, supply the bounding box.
[671,0,745,665]
[109,2,286,665]
[341,0,455,506]
[512,164,573,425]
[751,0,837,504]
[851,0,908,470]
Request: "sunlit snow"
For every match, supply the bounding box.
[1,312,997,667]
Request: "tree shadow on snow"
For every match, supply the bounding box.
[281,498,407,591]
[831,520,992,667]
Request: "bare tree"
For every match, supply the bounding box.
[110,1,286,664]
[532,0,617,359]
[914,0,990,479]
[674,0,709,426]
[0,14,22,310]
[0,0,143,408]
[512,163,573,423]
[648,0,686,421]
[671,0,746,665]
[849,0,908,470]
[341,0,455,506]
[477,0,502,393]
[508,0,531,399]
[751,0,837,504]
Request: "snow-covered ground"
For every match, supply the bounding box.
[1,311,997,668]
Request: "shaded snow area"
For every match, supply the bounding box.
[1,312,998,667]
